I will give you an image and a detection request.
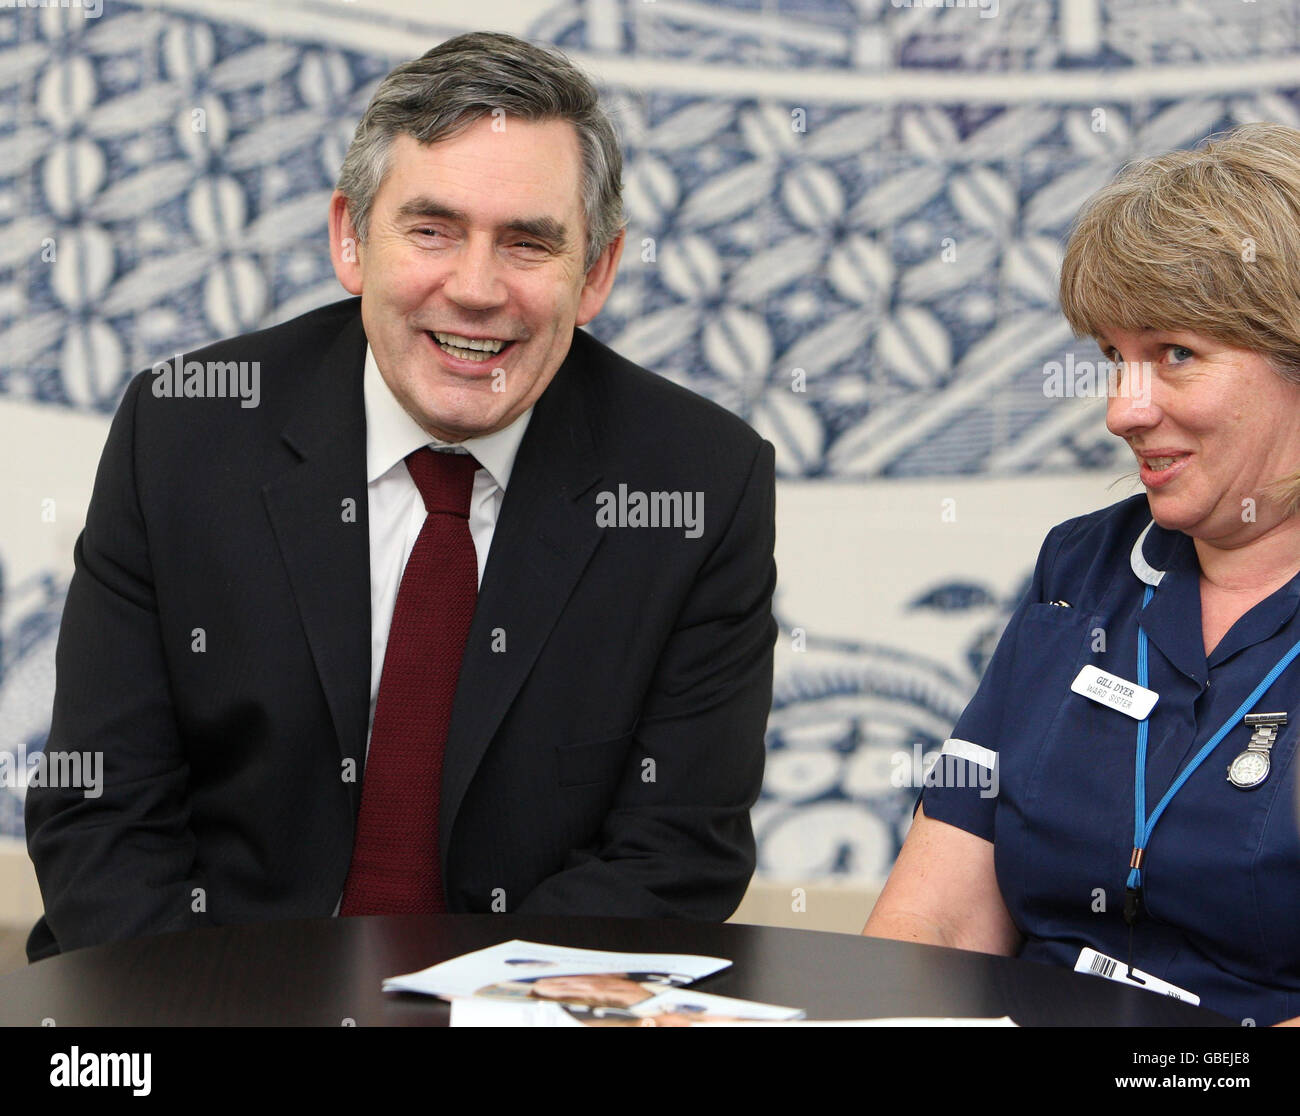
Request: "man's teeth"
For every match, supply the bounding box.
[1145,457,1179,470]
[432,331,506,361]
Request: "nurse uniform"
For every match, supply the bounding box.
[922,493,1300,1025]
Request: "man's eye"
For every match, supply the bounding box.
[1167,345,1194,364]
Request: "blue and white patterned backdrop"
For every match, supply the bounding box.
[3,0,1299,891]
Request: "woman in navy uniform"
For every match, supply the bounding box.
[864,122,1300,1027]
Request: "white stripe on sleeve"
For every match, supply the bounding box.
[939,738,997,771]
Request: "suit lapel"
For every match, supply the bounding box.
[439,337,605,857]
[261,305,372,808]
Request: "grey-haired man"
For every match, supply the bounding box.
[27,31,776,959]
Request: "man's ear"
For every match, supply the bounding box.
[328,191,364,295]
[575,228,626,326]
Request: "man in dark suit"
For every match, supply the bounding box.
[25,32,776,960]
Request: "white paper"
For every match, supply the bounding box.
[383,939,729,1002]
[690,1016,1019,1027]
[450,1000,1017,1028]
[1074,946,1200,1004]
[450,987,805,1027]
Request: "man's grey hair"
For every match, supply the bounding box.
[336,31,625,271]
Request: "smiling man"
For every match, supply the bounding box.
[338,121,610,444]
[25,32,777,958]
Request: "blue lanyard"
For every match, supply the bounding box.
[1128,583,1300,896]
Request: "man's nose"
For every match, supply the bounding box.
[443,238,507,310]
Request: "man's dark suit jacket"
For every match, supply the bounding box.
[25,297,776,961]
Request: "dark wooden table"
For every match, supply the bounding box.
[0,915,1231,1026]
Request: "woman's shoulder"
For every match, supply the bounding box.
[1035,492,1154,601]
[1046,492,1152,550]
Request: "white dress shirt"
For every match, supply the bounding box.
[333,346,533,916]
[363,343,533,751]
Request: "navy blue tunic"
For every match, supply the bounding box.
[922,494,1300,1025]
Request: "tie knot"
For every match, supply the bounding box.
[405,447,479,517]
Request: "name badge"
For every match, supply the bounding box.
[1073,947,1200,1004]
[1070,665,1159,720]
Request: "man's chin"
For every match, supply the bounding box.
[410,401,512,443]
[417,419,496,443]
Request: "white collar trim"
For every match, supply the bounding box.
[1129,520,1166,587]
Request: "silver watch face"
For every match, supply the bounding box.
[1228,750,1270,789]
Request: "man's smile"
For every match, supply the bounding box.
[428,330,516,362]
[423,329,520,372]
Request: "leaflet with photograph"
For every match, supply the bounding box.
[450,998,1015,1027]
[689,1015,1019,1027]
[450,987,806,1027]
[382,939,731,1002]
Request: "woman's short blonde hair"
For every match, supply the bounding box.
[1059,121,1300,515]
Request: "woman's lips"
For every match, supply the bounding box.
[1137,451,1191,488]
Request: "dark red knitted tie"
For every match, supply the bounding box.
[340,448,479,915]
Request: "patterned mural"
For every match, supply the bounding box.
[3,0,1298,885]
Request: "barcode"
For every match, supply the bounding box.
[1090,954,1118,978]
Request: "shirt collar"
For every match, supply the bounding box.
[1129,515,1300,676]
[363,344,532,490]
[1129,519,1168,587]
[1129,518,1205,685]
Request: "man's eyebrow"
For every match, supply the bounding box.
[504,216,570,249]
[394,197,466,223]
[393,197,570,248]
